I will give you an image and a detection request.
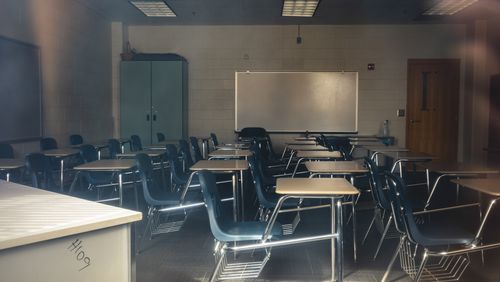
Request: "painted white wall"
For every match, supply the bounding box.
[123,24,467,151]
[0,0,112,156]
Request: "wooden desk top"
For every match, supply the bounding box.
[296,150,342,158]
[74,159,136,171]
[0,180,141,250]
[349,137,380,142]
[216,144,250,150]
[41,148,80,157]
[276,178,359,196]
[0,159,25,170]
[190,160,249,171]
[208,149,253,158]
[384,151,435,161]
[295,137,317,141]
[286,141,317,146]
[421,162,500,174]
[288,145,328,151]
[116,150,165,158]
[451,178,500,197]
[305,161,368,174]
[364,146,409,153]
[350,141,382,146]
[70,143,107,149]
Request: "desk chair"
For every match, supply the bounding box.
[40,137,57,150]
[189,136,203,162]
[78,144,117,201]
[210,132,219,149]
[69,134,83,146]
[136,153,204,252]
[165,144,200,192]
[198,170,282,281]
[178,140,194,171]
[239,127,267,138]
[25,153,55,189]
[0,143,14,158]
[382,173,489,282]
[130,135,143,152]
[108,139,121,159]
[157,132,166,143]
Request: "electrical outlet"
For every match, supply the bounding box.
[397,109,405,117]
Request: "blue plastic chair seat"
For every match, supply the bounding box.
[416,223,474,246]
[217,221,282,242]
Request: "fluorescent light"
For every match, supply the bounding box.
[130,1,176,17]
[282,0,320,17]
[423,0,478,15]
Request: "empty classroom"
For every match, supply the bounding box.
[1,1,500,281]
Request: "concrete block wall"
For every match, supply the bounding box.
[0,0,112,156]
[125,24,467,150]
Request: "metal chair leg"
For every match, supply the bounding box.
[210,243,227,282]
[381,235,405,282]
[137,207,154,254]
[373,214,392,260]
[362,211,377,245]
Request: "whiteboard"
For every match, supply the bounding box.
[235,72,358,132]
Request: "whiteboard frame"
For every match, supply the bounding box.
[235,71,358,133]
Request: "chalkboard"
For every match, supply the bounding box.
[235,71,358,133]
[0,36,42,142]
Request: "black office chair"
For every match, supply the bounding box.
[157,132,166,143]
[239,127,267,138]
[25,153,55,189]
[108,139,121,159]
[198,170,282,281]
[189,137,203,162]
[0,143,14,158]
[40,137,58,150]
[130,135,143,152]
[69,134,83,146]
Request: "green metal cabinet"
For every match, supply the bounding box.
[120,58,187,145]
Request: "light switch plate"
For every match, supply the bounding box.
[397,109,405,117]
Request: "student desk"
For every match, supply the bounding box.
[70,143,108,159]
[383,151,435,178]
[363,146,409,165]
[144,140,177,150]
[281,140,318,160]
[305,160,368,262]
[190,160,248,221]
[216,143,250,150]
[208,149,253,160]
[422,162,499,208]
[266,178,359,282]
[0,180,141,282]
[348,137,380,142]
[0,159,24,182]
[116,150,165,158]
[294,136,317,141]
[42,148,80,192]
[292,150,343,177]
[72,159,137,207]
[451,178,500,245]
[284,144,329,170]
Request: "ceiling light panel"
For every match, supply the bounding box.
[282,0,320,17]
[130,1,176,17]
[423,0,478,15]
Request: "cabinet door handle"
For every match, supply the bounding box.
[146,114,150,121]
[153,114,157,121]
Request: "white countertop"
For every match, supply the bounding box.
[0,180,142,250]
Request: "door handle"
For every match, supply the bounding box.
[153,114,157,121]
[146,114,150,121]
[410,119,421,124]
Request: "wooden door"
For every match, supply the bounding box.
[406,59,460,162]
